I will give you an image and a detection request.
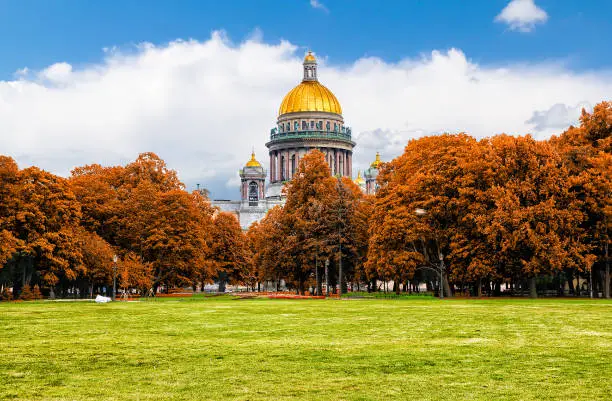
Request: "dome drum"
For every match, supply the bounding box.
[265,137,355,153]
[268,126,353,144]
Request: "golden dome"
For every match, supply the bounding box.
[354,171,365,185]
[370,152,382,169]
[304,51,316,62]
[279,81,342,116]
[246,151,261,167]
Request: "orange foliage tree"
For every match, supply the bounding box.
[0,157,21,268]
[248,150,369,294]
[210,212,248,292]
[69,153,215,295]
[552,102,611,297]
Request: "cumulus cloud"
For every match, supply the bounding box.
[1,32,611,199]
[495,0,548,32]
[526,102,591,132]
[309,0,329,13]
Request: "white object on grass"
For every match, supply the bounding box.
[95,295,112,303]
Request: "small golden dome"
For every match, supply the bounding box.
[304,51,316,62]
[279,81,342,116]
[246,151,261,167]
[354,171,365,185]
[370,152,382,169]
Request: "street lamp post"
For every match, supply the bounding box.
[325,259,329,296]
[112,255,118,301]
[589,262,594,299]
[438,252,444,300]
[315,248,319,296]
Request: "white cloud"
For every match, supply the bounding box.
[310,0,329,13]
[1,32,611,199]
[495,0,548,32]
[38,62,73,84]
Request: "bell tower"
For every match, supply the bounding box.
[364,152,382,195]
[240,151,266,207]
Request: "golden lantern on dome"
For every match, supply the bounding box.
[304,51,316,63]
[370,152,382,169]
[354,171,365,186]
[246,151,262,168]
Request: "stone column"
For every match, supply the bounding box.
[334,149,338,176]
[345,151,349,177]
[286,150,290,181]
[276,151,281,182]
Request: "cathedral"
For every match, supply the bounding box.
[213,52,381,229]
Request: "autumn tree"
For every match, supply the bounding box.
[248,206,290,292]
[481,135,591,297]
[210,212,248,292]
[69,153,215,295]
[553,101,612,297]
[0,156,21,268]
[247,150,370,295]
[12,167,83,297]
[75,228,115,297]
[119,253,154,296]
[367,134,492,296]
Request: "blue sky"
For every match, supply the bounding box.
[0,0,611,198]
[1,0,610,78]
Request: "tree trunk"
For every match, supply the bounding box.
[493,281,501,296]
[477,278,482,297]
[325,262,329,296]
[529,276,537,298]
[605,242,610,299]
[558,273,565,297]
[443,275,452,298]
[567,271,575,295]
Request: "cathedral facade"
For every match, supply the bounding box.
[213,52,380,229]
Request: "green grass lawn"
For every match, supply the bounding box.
[1,297,611,400]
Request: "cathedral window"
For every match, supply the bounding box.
[310,121,314,129]
[302,121,307,130]
[326,121,330,131]
[291,154,296,177]
[248,181,258,206]
[334,123,337,132]
[294,121,298,131]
